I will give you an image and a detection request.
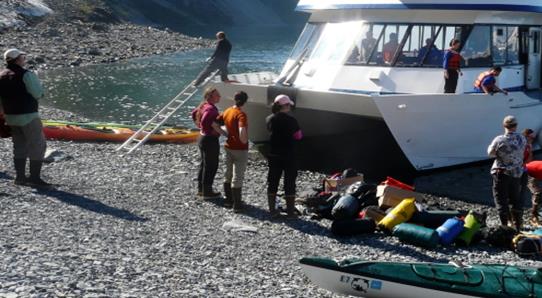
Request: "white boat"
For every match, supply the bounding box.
[211,0,542,175]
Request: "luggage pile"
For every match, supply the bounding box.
[302,173,493,249]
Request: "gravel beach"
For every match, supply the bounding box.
[1,106,542,297]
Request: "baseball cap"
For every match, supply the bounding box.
[503,115,517,127]
[274,94,294,106]
[4,49,26,61]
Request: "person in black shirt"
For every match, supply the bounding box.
[193,31,232,87]
[266,94,303,218]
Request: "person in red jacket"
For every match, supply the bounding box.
[526,157,542,227]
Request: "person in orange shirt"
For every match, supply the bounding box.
[217,91,249,212]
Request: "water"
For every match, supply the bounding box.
[40,27,300,127]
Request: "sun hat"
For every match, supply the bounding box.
[274,94,294,106]
[503,115,517,127]
[4,49,26,61]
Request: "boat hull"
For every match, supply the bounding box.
[213,80,542,174]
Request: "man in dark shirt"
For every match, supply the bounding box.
[193,31,232,87]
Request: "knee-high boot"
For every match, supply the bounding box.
[232,187,244,213]
[223,183,233,208]
[511,209,523,231]
[285,195,297,219]
[531,204,541,227]
[13,158,27,185]
[267,193,279,217]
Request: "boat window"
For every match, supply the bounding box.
[462,26,492,67]
[507,26,520,64]
[289,23,324,60]
[396,25,443,67]
[368,25,409,65]
[493,26,507,64]
[309,21,363,66]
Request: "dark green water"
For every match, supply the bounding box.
[41,28,299,127]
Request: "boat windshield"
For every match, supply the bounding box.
[289,22,522,68]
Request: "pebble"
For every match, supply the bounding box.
[1,106,542,297]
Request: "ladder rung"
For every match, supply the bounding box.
[118,72,209,156]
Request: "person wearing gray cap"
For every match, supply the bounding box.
[487,115,526,230]
[0,48,51,188]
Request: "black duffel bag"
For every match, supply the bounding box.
[331,218,376,236]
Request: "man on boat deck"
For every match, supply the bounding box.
[0,49,51,188]
[443,39,463,93]
[192,31,232,87]
[487,115,526,230]
[474,66,508,95]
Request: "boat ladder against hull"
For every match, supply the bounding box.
[116,69,219,155]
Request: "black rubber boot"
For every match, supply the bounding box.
[511,209,523,231]
[202,185,221,199]
[223,183,233,208]
[531,204,541,227]
[28,160,52,189]
[285,195,298,219]
[232,187,244,213]
[13,158,27,185]
[267,193,279,217]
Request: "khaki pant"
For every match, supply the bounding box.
[528,176,542,205]
[224,148,248,188]
[10,117,46,161]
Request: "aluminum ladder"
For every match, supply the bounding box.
[116,70,219,155]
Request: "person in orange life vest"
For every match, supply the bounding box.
[382,33,399,64]
[474,66,508,95]
[216,91,249,212]
[191,87,227,199]
[443,39,463,93]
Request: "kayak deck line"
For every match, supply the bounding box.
[300,257,542,298]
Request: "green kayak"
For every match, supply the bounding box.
[300,257,542,297]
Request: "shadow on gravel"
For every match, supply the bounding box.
[36,188,148,222]
[205,197,333,237]
[0,171,12,180]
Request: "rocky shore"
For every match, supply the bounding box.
[0,21,213,71]
[1,106,541,297]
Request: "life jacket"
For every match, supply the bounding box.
[0,64,38,115]
[473,71,494,89]
[527,161,542,180]
[445,49,461,69]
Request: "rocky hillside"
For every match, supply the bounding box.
[108,0,305,28]
[1,0,306,30]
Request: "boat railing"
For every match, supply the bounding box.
[213,71,278,86]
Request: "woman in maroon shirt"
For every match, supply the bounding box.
[192,87,227,199]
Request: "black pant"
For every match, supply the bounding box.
[197,135,220,191]
[193,59,229,86]
[444,69,458,93]
[267,155,297,196]
[492,172,522,223]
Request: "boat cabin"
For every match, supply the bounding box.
[282,0,542,94]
